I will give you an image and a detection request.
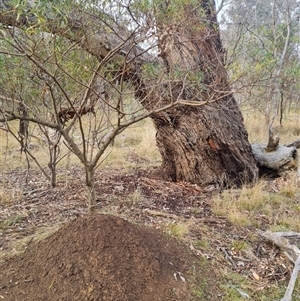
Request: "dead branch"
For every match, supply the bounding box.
[257,230,300,261]
[251,132,300,176]
[18,102,29,153]
[142,209,184,221]
[58,105,95,124]
[251,144,297,172]
[257,230,300,301]
[281,256,300,301]
[286,139,300,149]
[265,127,280,152]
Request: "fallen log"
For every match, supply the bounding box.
[251,128,298,175]
[251,143,297,171]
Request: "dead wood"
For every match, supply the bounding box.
[257,230,300,262]
[251,125,300,174]
[280,256,300,301]
[251,127,300,174]
[142,209,184,221]
[58,106,95,124]
[257,230,300,301]
[265,128,280,152]
[251,143,297,172]
[286,139,300,149]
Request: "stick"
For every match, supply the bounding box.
[280,255,300,301]
[257,230,300,301]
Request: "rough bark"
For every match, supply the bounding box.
[152,1,258,186]
[0,1,259,187]
[154,100,258,186]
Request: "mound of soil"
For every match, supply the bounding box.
[0,214,218,301]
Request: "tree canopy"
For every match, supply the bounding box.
[222,0,300,125]
[0,0,260,209]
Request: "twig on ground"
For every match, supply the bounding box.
[218,246,237,269]
[142,209,184,221]
[280,255,300,301]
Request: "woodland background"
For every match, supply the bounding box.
[1,1,300,300]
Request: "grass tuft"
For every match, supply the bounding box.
[162,221,190,238]
[213,178,300,231]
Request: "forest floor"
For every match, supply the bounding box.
[1,164,299,300]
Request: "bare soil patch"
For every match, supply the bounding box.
[0,214,218,301]
[0,165,297,300]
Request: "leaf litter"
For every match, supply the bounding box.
[0,166,297,300]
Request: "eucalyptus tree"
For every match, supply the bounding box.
[0,0,259,209]
[223,0,300,125]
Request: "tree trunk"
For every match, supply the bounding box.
[86,166,96,212]
[0,0,259,187]
[154,100,257,186]
[152,1,258,186]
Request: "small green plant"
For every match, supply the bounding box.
[195,239,210,250]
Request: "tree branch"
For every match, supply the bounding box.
[0,2,154,64]
[257,230,300,301]
[0,110,58,129]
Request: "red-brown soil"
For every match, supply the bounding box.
[0,214,218,301]
[0,165,296,300]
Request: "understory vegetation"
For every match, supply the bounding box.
[1,108,300,300]
[1,0,300,299]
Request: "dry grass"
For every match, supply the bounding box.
[162,220,190,238]
[0,118,160,174]
[213,176,300,231]
[243,106,300,144]
[0,187,23,207]
[0,121,72,170]
[232,107,300,232]
[101,119,161,170]
[243,108,268,143]
[1,106,300,301]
